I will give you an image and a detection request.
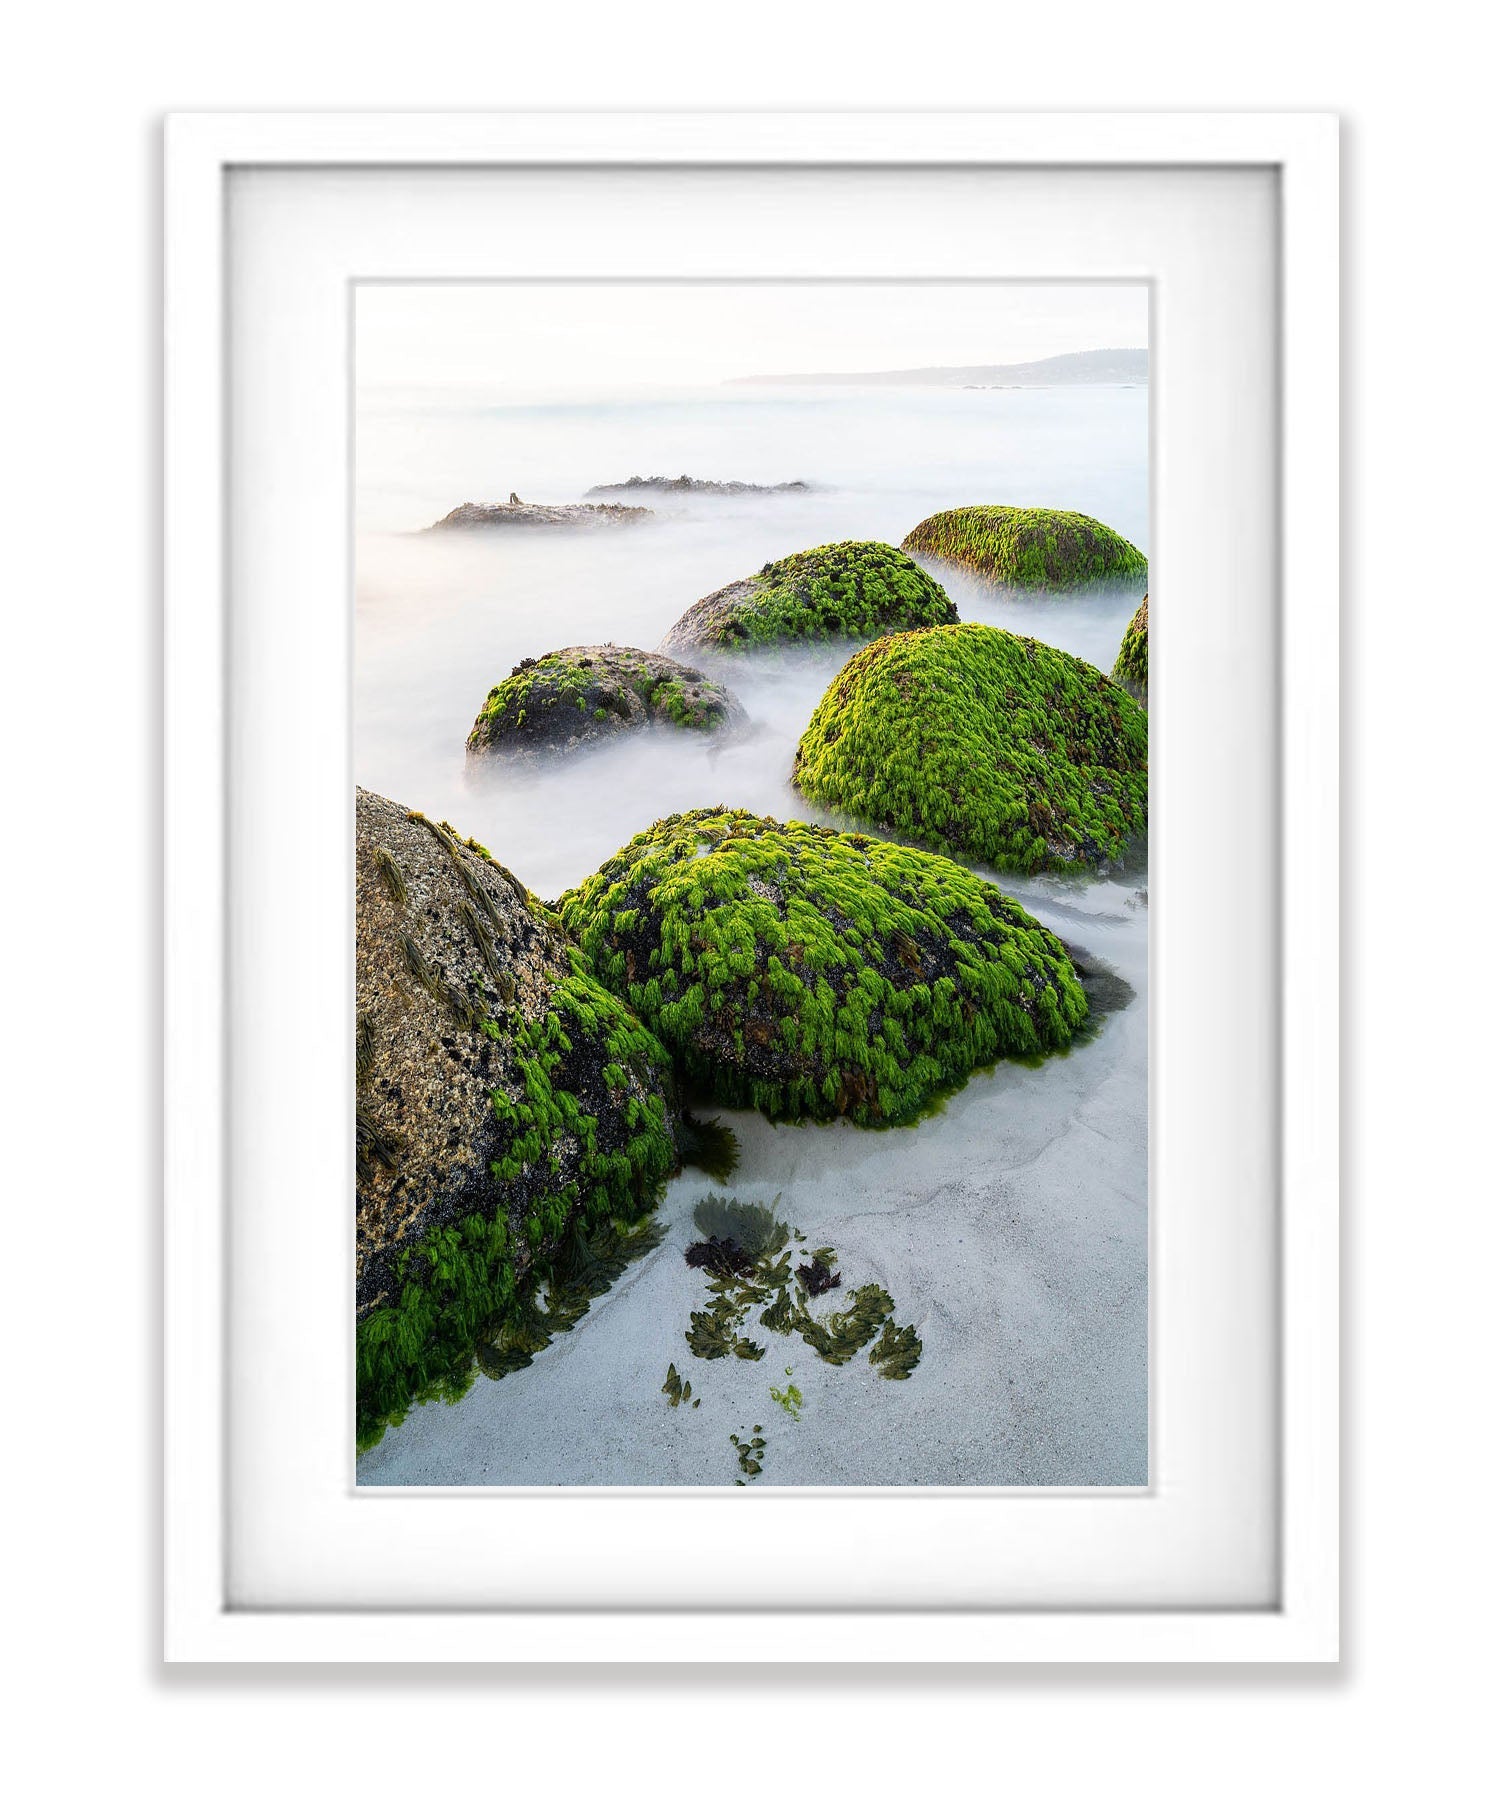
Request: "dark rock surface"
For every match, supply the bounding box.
[428,497,651,530]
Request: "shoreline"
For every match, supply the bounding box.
[357,878,1146,1488]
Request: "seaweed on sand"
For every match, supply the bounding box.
[681,1200,922,1375]
[661,1362,698,1408]
[684,1236,755,1280]
[692,1194,782,1256]
[730,1427,767,1482]
[868,1320,924,1380]
[795,1255,842,1297]
[678,1112,741,1182]
[470,1214,665,1382]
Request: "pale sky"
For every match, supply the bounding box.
[355,281,1147,397]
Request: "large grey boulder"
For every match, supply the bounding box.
[354,788,678,1330]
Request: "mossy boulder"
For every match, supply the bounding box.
[467,645,746,760]
[354,787,678,1443]
[658,540,957,657]
[557,807,1088,1127]
[1113,594,1148,703]
[792,623,1148,874]
[901,505,1147,594]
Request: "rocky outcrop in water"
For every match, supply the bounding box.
[429,497,651,530]
[584,474,811,497]
[466,645,747,760]
[354,787,678,1443]
[659,540,957,656]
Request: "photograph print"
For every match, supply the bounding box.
[353,281,1149,1488]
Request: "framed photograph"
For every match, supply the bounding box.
[164,112,1338,1661]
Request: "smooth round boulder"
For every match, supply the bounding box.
[793,622,1148,874]
[467,645,746,760]
[658,540,956,656]
[354,787,677,1443]
[557,807,1088,1127]
[901,505,1147,594]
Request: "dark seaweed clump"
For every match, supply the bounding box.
[684,1236,754,1279]
[796,1257,842,1297]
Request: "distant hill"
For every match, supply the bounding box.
[727,348,1148,389]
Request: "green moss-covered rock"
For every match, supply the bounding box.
[1113,594,1148,703]
[658,540,957,656]
[901,505,1147,594]
[354,788,678,1445]
[467,645,746,760]
[793,623,1148,874]
[557,807,1087,1127]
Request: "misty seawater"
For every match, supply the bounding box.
[355,383,1149,1487]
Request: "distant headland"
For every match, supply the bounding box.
[725,347,1149,389]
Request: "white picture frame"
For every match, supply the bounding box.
[164,111,1338,1663]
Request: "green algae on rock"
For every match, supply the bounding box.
[658,540,957,657]
[557,807,1088,1126]
[354,787,679,1448]
[793,623,1148,876]
[901,505,1147,594]
[1113,594,1149,703]
[467,644,746,760]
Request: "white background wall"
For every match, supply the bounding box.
[2,4,1491,1790]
